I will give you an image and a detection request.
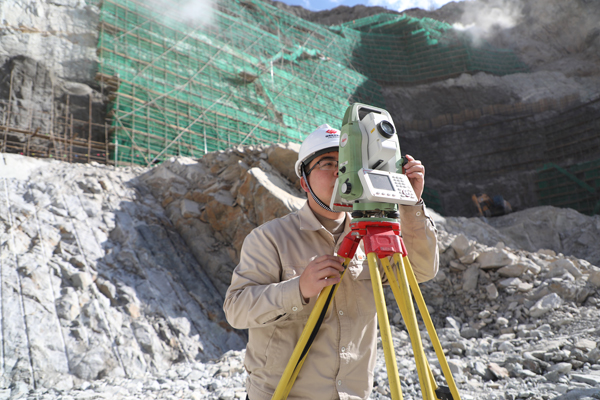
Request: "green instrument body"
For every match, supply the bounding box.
[334,103,406,214]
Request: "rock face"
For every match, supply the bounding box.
[0,0,107,155]
[0,153,244,395]
[139,143,304,296]
[0,0,100,82]
[3,145,600,399]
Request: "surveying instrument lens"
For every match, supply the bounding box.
[377,120,395,138]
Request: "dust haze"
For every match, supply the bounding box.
[453,0,523,46]
[148,0,216,26]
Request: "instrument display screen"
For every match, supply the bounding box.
[368,173,394,191]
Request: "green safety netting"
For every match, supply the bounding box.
[342,13,528,84]
[536,159,600,216]
[96,0,528,166]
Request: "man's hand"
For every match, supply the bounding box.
[299,255,345,301]
[403,154,425,201]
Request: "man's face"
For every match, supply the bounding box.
[301,151,339,208]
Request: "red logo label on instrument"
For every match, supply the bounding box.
[326,129,338,134]
[340,133,348,147]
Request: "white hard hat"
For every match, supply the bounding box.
[295,124,340,178]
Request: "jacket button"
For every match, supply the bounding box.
[416,211,421,216]
[292,307,298,312]
[337,380,342,386]
[341,347,346,352]
[338,310,344,316]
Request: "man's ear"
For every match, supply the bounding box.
[299,176,309,194]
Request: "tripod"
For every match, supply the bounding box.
[272,219,461,400]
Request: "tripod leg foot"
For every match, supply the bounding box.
[435,385,453,400]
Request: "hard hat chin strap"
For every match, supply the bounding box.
[302,167,334,213]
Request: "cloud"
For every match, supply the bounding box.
[366,0,452,12]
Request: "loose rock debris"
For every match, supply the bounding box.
[1,149,600,400]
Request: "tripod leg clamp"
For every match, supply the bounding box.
[338,232,361,259]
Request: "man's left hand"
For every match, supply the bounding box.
[402,154,425,201]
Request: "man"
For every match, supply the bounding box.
[223,124,438,400]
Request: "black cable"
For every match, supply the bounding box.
[296,281,337,367]
[302,166,334,213]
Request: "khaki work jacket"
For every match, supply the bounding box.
[223,201,439,400]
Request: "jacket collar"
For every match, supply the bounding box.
[298,201,351,234]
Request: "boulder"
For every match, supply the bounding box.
[497,264,526,277]
[71,272,93,289]
[574,338,596,351]
[236,167,305,226]
[476,248,518,269]
[529,293,562,317]
[55,291,80,321]
[96,277,117,303]
[180,199,202,218]
[571,374,600,386]
[498,257,541,276]
[488,362,509,379]
[548,258,583,279]
[462,264,479,291]
[450,234,471,258]
[266,142,302,187]
[498,277,522,289]
[485,283,499,299]
[69,345,120,380]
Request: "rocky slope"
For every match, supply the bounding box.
[2,146,600,399]
[0,153,245,398]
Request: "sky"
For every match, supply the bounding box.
[275,0,458,12]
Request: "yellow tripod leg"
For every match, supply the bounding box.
[382,254,436,400]
[272,258,351,400]
[402,256,462,400]
[381,257,438,397]
[367,253,403,400]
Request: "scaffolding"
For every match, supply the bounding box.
[96,0,529,166]
[0,94,110,165]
